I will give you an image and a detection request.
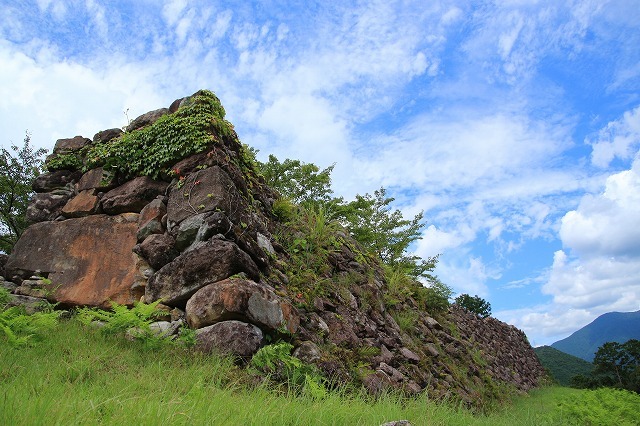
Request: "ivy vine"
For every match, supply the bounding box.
[48,90,234,180]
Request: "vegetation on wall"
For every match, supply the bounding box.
[255,154,450,313]
[0,133,47,254]
[46,90,233,181]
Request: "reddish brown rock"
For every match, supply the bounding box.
[62,190,100,218]
[185,278,299,333]
[102,177,168,215]
[195,320,263,359]
[5,214,141,307]
[145,238,260,306]
[76,167,118,192]
[137,198,167,242]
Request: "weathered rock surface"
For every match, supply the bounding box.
[134,233,178,270]
[137,198,167,242]
[26,190,73,223]
[145,239,260,306]
[102,177,168,215]
[166,166,242,227]
[195,320,263,358]
[6,90,546,406]
[32,170,82,193]
[185,278,299,333]
[52,136,92,154]
[62,190,100,217]
[5,214,142,307]
[126,108,168,132]
[76,167,117,192]
[93,128,123,144]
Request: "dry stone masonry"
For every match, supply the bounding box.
[2,90,545,407]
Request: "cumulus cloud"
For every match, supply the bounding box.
[502,153,640,345]
[546,154,640,308]
[589,105,640,168]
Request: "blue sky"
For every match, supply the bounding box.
[1,0,639,346]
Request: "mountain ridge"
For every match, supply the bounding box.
[550,310,640,361]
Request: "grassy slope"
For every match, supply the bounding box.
[1,319,639,426]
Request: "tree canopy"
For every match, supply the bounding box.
[454,294,492,318]
[0,133,47,254]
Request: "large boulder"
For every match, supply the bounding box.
[185,278,299,333]
[137,198,167,242]
[166,166,243,228]
[145,238,260,306]
[101,177,168,215]
[195,320,264,359]
[52,136,92,154]
[76,167,118,192]
[5,214,143,307]
[93,128,123,144]
[134,233,179,270]
[126,108,168,132]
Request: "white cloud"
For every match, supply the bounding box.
[507,153,640,345]
[589,105,640,168]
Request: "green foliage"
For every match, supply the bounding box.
[3,321,640,425]
[555,387,640,425]
[277,205,343,303]
[0,291,62,347]
[258,154,336,209]
[250,342,328,399]
[338,188,435,279]
[392,309,419,333]
[75,300,191,349]
[84,90,229,180]
[420,277,454,314]
[0,132,47,253]
[271,197,298,223]
[384,265,452,314]
[533,345,594,386]
[46,152,83,171]
[570,339,639,393]
[454,294,492,318]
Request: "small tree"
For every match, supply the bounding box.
[338,187,437,280]
[454,294,491,318]
[592,339,639,392]
[0,132,47,253]
[258,154,336,209]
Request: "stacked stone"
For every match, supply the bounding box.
[3,90,546,406]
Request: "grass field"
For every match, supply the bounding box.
[1,318,639,425]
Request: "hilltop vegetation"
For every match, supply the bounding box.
[534,346,594,386]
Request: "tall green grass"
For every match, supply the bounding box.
[1,318,639,425]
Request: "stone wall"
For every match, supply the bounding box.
[2,90,546,407]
